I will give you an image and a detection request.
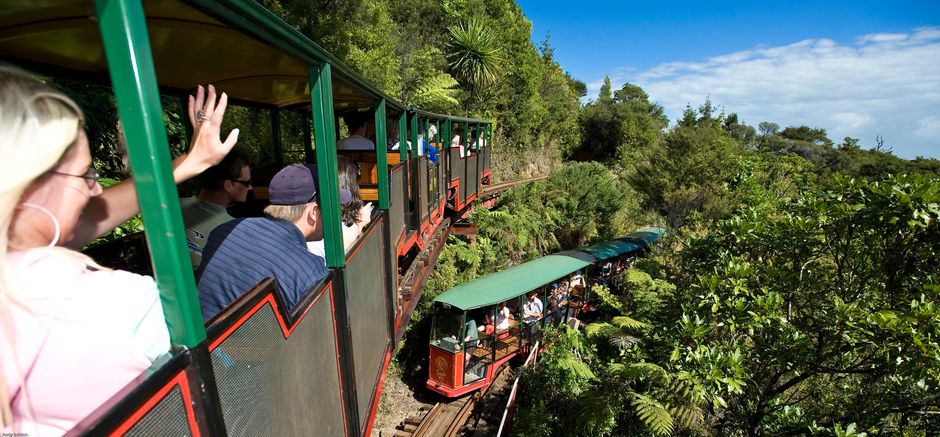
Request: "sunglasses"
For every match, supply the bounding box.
[230,178,252,187]
[50,167,100,189]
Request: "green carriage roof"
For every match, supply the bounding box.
[433,227,665,311]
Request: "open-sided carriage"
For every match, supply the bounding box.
[427,227,664,397]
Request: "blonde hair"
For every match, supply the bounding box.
[0,65,85,427]
[264,202,315,222]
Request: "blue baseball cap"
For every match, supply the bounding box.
[269,164,352,206]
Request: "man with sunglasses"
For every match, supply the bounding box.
[196,163,338,321]
[180,150,252,269]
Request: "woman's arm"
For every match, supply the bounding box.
[68,85,239,248]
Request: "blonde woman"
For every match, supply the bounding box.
[0,65,237,434]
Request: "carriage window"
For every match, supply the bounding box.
[430,307,463,347]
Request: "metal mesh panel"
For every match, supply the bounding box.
[460,158,470,205]
[418,159,429,221]
[344,222,390,428]
[469,155,479,197]
[451,148,464,206]
[462,155,473,202]
[482,147,491,174]
[211,293,345,436]
[389,168,405,242]
[429,164,440,205]
[124,385,192,437]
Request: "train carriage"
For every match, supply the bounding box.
[0,0,490,436]
[427,227,664,398]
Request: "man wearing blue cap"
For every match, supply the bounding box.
[197,163,347,321]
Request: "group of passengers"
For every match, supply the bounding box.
[0,65,372,434]
[334,109,485,162]
[185,154,371,320]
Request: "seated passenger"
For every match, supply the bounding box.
[336,112,375,151]
[197,164,329,321]
[478,312,495,336]
[180,150,251,269]
[0,68,236,434]
[461,317,478,359]
[569,269,586,289]
[523,290,543,324]
[387,120,411,151]
[307,156,373,258]
[424,124,438,163]
[495,301,513,331]
[551,283,567,322]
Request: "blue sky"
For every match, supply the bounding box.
[517,0,940,159]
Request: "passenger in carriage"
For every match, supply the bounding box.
[0,67,237,434]
[548,283,564,323]
[197,163,331,321]
[307,156,373,257]
[478,311,496,336]
[450,126,465,157]
[523,290,544,337]
[387,119,410,151]
[180,150,252,269]
[569,269,586,289]
[495,300,513,332]
[335,111,375,151]
[523,290,543,324]
[420,124,438,163]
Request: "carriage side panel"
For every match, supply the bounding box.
[343,218,392,432]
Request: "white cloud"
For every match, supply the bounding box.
[598,27,940,158]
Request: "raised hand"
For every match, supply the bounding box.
[175,85,240,182]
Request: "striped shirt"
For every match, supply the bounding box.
[197,217,328,321]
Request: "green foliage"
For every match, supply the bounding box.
[630,101,744,229]
[574,80,668,162]
[632,393,674,436]
[446,17,503,96]
[265,0,585,184]
[406,71,460,111]
[662,172,940,435]
[779,124,834,148]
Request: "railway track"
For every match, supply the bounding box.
[394,368,509,437]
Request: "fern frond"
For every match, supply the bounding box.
[610,334,642,349]
[556,350,596,381]
[410,73,460,108]
[584,322,617,339]
[612,315,650,331]
[607,362,626,374]
[668,404,703,429]
[672,373,707,405]
[631,393,674,436]
[617,362,668,383]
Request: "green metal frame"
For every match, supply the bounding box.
[398,113,408,163]
[409,113,420,157]
[309,63,344,268]
[95,0,205,347]
[375,100,389,210]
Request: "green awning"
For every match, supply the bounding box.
[434,227,664,311]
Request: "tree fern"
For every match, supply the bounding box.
[609,334,642,349]
[668,403,703,429]
[671,372,707,405]
[612,315,650,331]
[409,72,460,110]
[631,393,674,436]
[585,322,618,339]
[608,361,669,384]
